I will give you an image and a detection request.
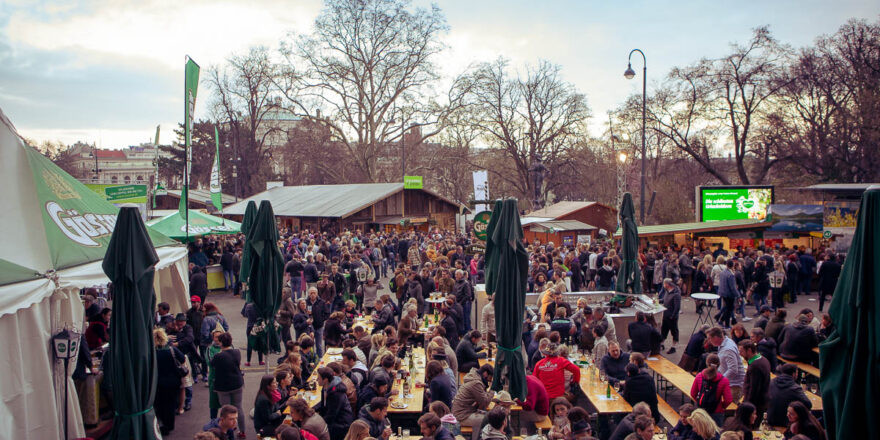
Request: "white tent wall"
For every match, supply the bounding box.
[0,245,189,439]
[0,282,85,439]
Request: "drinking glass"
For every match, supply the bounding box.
[809,382,818,394]
[403,429,411,437]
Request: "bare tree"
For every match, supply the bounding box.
[277,0,465,182]
[461,58,591,206]
[207,46,279,196]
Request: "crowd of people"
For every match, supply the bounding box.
[74,226,837,440]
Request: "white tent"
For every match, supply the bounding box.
[0,108,190,438]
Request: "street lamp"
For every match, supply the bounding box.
[89,146,101,182]
[52,327,81,440]
[618,152,628,163]
[624,48,647,224]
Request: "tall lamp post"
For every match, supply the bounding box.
[624,49,647,224]
[52,328,81,440]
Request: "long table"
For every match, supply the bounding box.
[574,357,632,414]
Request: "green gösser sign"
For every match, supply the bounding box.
[473,210,491,241]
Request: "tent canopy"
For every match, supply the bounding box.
[147,209,241,240]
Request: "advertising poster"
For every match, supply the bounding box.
[700,186,773,222]
[823,201,859,228]
[85,183,148,219]
[766,204,823,232]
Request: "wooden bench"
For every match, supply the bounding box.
[461,425,473,435]
[535,416,553,430]
[777,355,821,379]
[656,394,679,426]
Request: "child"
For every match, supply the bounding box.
[548,397,572,440]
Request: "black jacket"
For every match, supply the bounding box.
[441,315,460,349]
[778,322,819,363]
[307,298,328,329]
[357,405,390,439]
[455,338,486,372]
[156,346,186,389]
[453,279,474,303]
[210,349,244,392]
[757,338,778,372]
[609,413,637,440]
[190,271,208,297]
[622,371,659,421]
[767,374,811,426]
[316,380,354,439]
[253,393,283,436]
[628,321,660,353]
[685,331,707,358]
[323,318,347,347]
[220,252,234,271]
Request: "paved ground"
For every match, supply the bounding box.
[167,285,823,439]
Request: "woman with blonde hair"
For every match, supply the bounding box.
[154,328,186,436]
[367,333,385,366]
[688,408,721,440]
[343,419,372,440]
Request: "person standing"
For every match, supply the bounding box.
[798,249,817,298]
[154,329,186,436]
[221,247,235,292]
[285,255,305,300]
[678,248,695,296]
[211,332,246,438]
[816,254,841,312]
[706,327,744,403]
[660,278,681,354]
[738,340,771,428]
[716,261,740,328]
[453,270,475,332]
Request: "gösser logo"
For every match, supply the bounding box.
[45,201,116,247]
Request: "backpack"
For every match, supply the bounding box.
[695,375,720,412]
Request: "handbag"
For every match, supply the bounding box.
[171,348,189,378]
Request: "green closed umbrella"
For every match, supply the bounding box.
[244,200,284,355]
[615,192,642,295]
[103,206,160,439]
[485,199,528,400]
[239,200,258,299]
[819,186,880,440]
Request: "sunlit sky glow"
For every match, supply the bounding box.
[1,0,876,148]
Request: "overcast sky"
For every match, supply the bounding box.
[1,0,876,148]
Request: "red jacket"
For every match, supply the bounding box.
[522,375,550,416]
[690,372,733,413]
[533,355,580,399]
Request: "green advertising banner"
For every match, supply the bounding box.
[85,184,148,203]
[700,187,773,222]
[403,175,423,189]
[473,210,492,241]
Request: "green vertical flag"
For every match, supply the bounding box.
[179,57,200,227]
[210,126,223,212]
[152,125,160,209]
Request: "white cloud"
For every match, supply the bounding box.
[6,0,322,70]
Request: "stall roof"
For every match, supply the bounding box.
[224,183,466,218]
[613,219,769,238]
[520,216,553,226]
[529,220,597,232]
[527,201,599,218]
[166,188,237,205]
[794,183,879,192]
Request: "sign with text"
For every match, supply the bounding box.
[404,175,423,189]
[85,183,148,203]
[472,210,491,241]
[699,186,773,222]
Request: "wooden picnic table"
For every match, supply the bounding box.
[388,347,427,414]
[576,361,632,414]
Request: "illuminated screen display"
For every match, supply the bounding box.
[700,186,774,222]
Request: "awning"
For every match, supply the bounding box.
[529,220,597,232]
[613,219,770,238]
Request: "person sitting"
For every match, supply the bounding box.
[750,327,778,372]
[624,415,654,440]
[429,401,460,437]
[621,362,659,422]
[765,309,787,344]
[202,404,239,440]
[592,325,609,364]
[356,396,392,439]
[601,341,630,385]
[287,397,330,440]
[479,406,510,440]
[253,374,285,437]
[766,364,811,427]
[426,360,456,408]
[690,354,733,426]
[517,374,550,435]
[85,307,111,349]
[533,343,581,400]
[455,330,487,373]
[549,307,575,344]
[609,402,652,440]
[452,364,493,439]
[439,306,460,349]
[628,311,660,356]
[668,403,695,440]
[687,409,721,440]
[323,311,347,348]
[783,401,826,440]
[341,348,369,391]
[722,401,756,440]
[356,375,390,413]
[778,314,819,364]
[327,362,358,411]
[418,412,455,440]
[547,397,572,440]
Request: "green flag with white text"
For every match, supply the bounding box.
[179,57,200,227]
[210,126,223,212]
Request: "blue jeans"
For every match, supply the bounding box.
[314,325,324,358]
[223,270,235,290]
[184,386,192,408]
[799,275,812,296]
[753,293,767,313]
[462,301,472,332]
[290,276,302,299]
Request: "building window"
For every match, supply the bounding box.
[136,175,143,182]
[124,176,131,184]
[111,176,118,184]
